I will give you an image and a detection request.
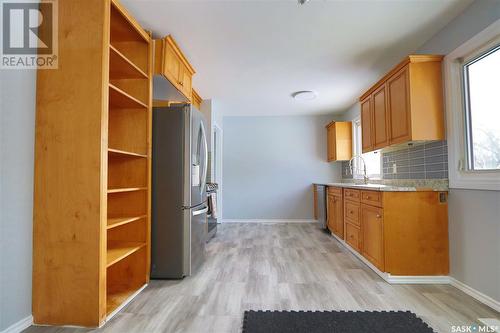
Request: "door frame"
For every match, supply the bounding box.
[213,122,223,221]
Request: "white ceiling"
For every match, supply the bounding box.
[123,0,473,116]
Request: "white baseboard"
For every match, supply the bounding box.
[221,219,317,224]
[331,232,500,312]
[450,277,500,313]
[1,315,33,333]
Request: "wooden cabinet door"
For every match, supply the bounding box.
[179,65,193,100]
[361,97,373,153]
[327,124,336,161]
[163,42,182,87]
[332,194,343,239]
[327,194,335,232]
[387,67,411,144]
[327,193,343,239]
[372,84,389,149]
[361,204,384,270]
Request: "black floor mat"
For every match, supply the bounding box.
[242,310,435,333]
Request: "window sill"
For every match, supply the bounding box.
[449,172,500,191]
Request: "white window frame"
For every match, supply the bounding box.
[351,116,382,180]
[444,18,500,191]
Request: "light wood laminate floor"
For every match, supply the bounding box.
[25,223,499,333]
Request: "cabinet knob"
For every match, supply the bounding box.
[349,210,353,214]
[366,196,371,199]
[376,214,381,218]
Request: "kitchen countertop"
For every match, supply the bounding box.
[313,181,448,192]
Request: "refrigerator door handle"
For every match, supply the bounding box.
[200,120,208,195]
[192,206,208,216]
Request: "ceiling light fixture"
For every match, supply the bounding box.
[297,0,310,5]
[292,91,318,101]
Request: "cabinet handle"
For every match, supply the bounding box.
[376,214,381,218]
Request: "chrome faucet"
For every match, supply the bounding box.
[349,155,369,184]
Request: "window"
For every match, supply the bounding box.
[463,45,500,170]
[444,18,500,190]
[352,118,381,179]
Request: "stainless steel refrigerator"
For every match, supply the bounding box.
[151,104,208,279]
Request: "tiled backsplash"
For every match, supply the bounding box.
[342,141,449,180]
[383,141,448,179]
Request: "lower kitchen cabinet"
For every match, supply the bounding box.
[327,187,344,239]
[341,188,449,276]
[361,204,384,271]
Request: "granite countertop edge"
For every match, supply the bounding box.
[313,182,449,192]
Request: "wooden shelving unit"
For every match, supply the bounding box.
[33,0,152,327]
[105,0,152,320]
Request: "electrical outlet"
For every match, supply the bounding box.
[392,163,397,174]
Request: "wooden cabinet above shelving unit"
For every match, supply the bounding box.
[192,89,202,110]
[154,35,196,101]
[360,55,444,153]
[33,0,152,327]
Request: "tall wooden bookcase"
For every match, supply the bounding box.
[33,0,152,327]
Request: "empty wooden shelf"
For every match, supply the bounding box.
[107,215,147,230]
[109,45,148,80]
[107,241,146,267]
[107,187,148,194]
[33,0,152,327]
[108,148,148,159]
[109,83,148,109]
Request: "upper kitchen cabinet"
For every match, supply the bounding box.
[326,121,352,162]
[360,55,444,153]
[154,35,196,101]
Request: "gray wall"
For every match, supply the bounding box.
[0,70,36,330]
[223,115,340,220]
[448,189,500,301]
[416,0,500,302]
[417,0,500,55]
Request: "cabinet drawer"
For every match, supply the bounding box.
[344,201,360,226]
[328,187,342,197]
[361,190,382,207]
[344,189,360,202]
[345,222,361,253]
